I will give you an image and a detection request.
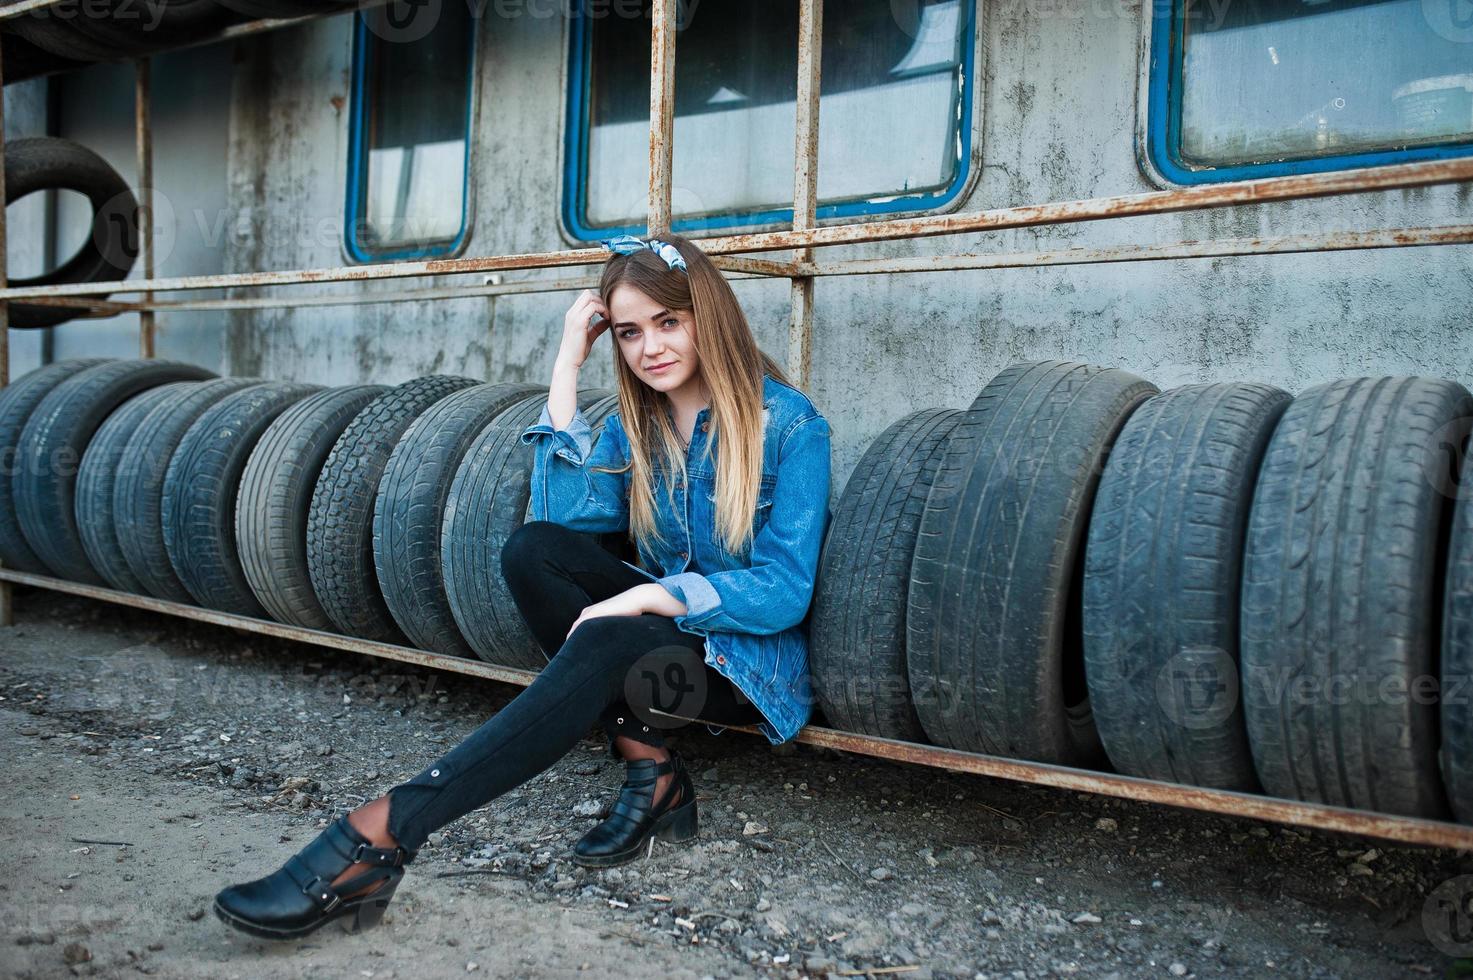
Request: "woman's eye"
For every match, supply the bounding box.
[618,329,638,340]
[663,318,679,328]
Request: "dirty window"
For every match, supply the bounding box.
[1154,0,1473,180]
[569,0,976,235]
[346,2,476,260]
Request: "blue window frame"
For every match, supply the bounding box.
[345,4,477,262]
[1147,0,1473,185]
[563,0,979,240]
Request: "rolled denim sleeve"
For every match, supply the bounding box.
[519,402,630,533]
[656,415,832,636]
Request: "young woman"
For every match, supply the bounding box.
[212,233,833,940]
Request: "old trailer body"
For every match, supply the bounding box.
[1,0,1471,848]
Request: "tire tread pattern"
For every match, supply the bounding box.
[14,358,215,582]
[372,383,545,656]
[162,381,322,615]
[1242,377,1467,819]
[306,375,481,643]
[236,384,390,628]
[0,358,110,572]
[810,407,963,740]
[441,389,616,667]
[1082,382,1291,790]
[906,360,1156,764]
[76,381,198,593]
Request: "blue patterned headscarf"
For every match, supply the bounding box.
[599,234,688,274]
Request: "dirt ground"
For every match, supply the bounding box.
[1,589,1470,979]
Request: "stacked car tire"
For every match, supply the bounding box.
[810,359,1473,825]
[0,357,617,663]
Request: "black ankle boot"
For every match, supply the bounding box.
[572,749,697,867]
[213,813,416,941]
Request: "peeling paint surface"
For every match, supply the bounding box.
[2,2,1469,511]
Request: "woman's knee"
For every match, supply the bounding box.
[563,616,704,707]
[563,613,646,653]
[501,521,573,580]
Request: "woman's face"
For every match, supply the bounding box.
[607,283,704,400]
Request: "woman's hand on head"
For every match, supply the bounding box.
[557,289,612,372]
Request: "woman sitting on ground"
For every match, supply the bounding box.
[212,232,833,940]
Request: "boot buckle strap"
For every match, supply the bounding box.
[302,875,342,912]
[350,841,405,867]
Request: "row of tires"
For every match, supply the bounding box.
[0,358,623,674]
[5,357,1469,826]
[810,361,1473,825]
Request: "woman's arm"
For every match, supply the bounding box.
[545,360,580,430]
[519,290,627,531]
[563,582,687,641]
[654,414,832,636]
[519,404,631,533]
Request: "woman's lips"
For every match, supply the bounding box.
[647,361,676,373]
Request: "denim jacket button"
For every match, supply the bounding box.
[678,551,687,559]
[716,655,726,665]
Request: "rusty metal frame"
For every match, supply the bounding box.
[135,57,156,358]
[2,2,1472,850]
[1,156,1470,304]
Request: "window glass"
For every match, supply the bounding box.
[1169,0,1472,172]
[573,0,974,233]
[347,3,475,260]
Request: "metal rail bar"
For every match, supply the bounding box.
[800,224,1473,277]
[3,257,791,316]
[0,37,10,630]
[4,156,1470,302]
[3,565,1471,850]
[787,0,821,391]
[20,225,1471,317]
[647,0,677,237]
[135,58,155,358]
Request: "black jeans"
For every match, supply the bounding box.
[383,520,763,853]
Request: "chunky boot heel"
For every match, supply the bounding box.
[572,748,697,867]
[213,813,416,941]
[338,875,400,934]
[653,796,698,843]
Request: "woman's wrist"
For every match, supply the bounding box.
[637,582,687,618]
[547,360,581,430]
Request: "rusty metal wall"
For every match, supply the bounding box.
[2,1,1469,500]
[195,3,1471,500]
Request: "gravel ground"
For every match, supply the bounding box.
[1,588,1470,979]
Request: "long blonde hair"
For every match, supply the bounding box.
[592,233,795,557]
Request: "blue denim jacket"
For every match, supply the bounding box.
[518,373,833,744]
